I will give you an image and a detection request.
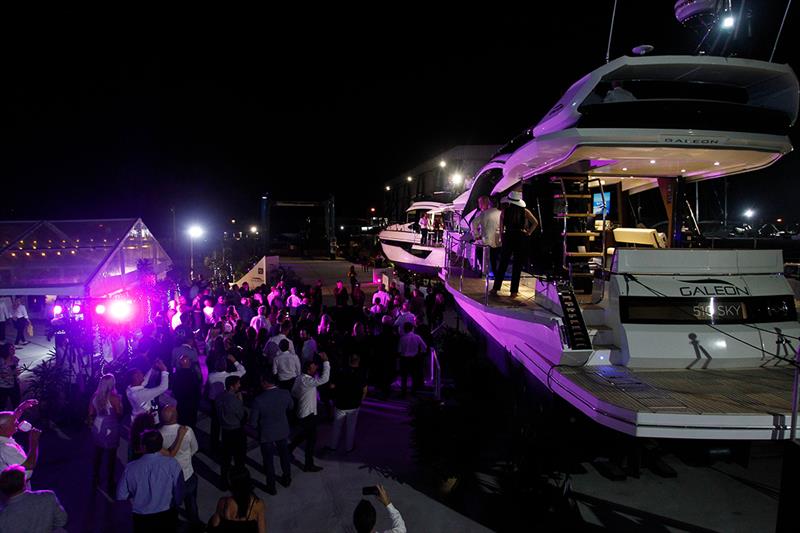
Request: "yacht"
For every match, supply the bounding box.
[379,196,468,275]
[443,54,800,440]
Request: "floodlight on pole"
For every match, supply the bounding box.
[406,176,413,182]
[450,173,463,186]
[187,225,204,279]
[385,185,391,191]
[744,209,755,219]
[439,160,447,168]
[250,226,258,234]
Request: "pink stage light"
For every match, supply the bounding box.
[71,304,82,314]
[95,304,106,315]
[109,300,133,321]
[53,305,63,316]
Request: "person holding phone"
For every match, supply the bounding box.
[353,484,406,533]
[0,399,41,484]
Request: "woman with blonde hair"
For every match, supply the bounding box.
[88,373,122,495]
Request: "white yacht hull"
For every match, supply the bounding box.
[442,249,800,440]
[379,224,445,275]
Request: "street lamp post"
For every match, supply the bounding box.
[187,225,204,280]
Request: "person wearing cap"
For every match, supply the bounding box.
[490,189,538,297]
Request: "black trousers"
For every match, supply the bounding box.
[478,246,501,276]
[399,355,422,394]
[420,228,428,244]
[14,318,26,344]
[220,428,247,486]
[278,377,296,391]
[261,439,291,490]
[492,233,528,294]
[0,320,5,342]
[132,508,177,533]
[289,414,318,468]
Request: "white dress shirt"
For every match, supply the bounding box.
[0,300,10,322]
[273,351,301,381]
[373,290,391,308]
[393,311,417,330]
[249,315,271,332]
[159,424,198,481]
[286,295,302,308]
[292,361,330,418]
[13,305,28,320]
[0,436,31,480]
[471,207,501,248]
[264,334,296,358]
[126,370,169,421]
[207,361,246,400]
[397,332,427,358]
[203,306,215,324]
[381,504,407,533]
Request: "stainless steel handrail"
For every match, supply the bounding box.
[430,347,442,401]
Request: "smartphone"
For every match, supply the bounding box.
[362,486,379,496]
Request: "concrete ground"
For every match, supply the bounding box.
[29,391,492,532]
[571,451,781,532]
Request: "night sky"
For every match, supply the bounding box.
[1,4,798,243]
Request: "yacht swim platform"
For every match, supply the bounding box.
[445,272,799,440]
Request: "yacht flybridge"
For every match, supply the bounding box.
[443,55,800,439]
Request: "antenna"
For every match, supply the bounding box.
[769,0,792,62]
[605,0,619,63]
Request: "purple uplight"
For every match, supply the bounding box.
[109,300,133,321]
[53,305,63,316]
[71,304,82,315]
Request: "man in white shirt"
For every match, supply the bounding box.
[207,354,247,401]
[0,399,40,483]
[126,360,170,423]
[158,405,200,527]
[202,298,215,325]
[373,284,391,308]
[273,340,301,390]
[470,195,501,277]
[285,287,302,315]
[249,305,271,333]
[264,321,296,363]
[171,304,185,331]
[397,322,427,396]
[353,484,406,533]
[289,352,329,472]
[266,287,282,308]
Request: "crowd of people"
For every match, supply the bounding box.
[1,270,444,531]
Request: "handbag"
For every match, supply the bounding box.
[25,319,34,338]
